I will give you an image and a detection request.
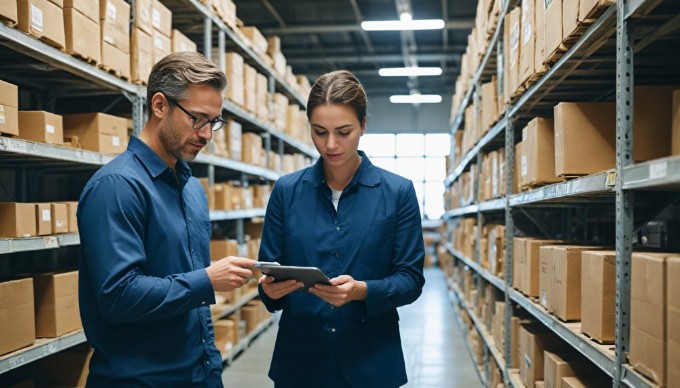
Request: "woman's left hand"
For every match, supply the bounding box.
[309,275,367,307]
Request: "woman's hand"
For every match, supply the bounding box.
[309,275,367,307]
[259,275,304,300]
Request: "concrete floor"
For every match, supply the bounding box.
[222,267,482,387]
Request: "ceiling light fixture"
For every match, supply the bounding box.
[361,17,445,31]
[390,94,442,104]
[379,67,443,77]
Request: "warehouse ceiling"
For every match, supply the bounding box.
[233,0,477,98]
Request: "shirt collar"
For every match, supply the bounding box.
[303,150,380,188]
[128,136,193,182]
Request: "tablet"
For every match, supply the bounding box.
[255,262,331,290]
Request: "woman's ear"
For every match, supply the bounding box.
[360,117,367,136]
[151,92,168,119]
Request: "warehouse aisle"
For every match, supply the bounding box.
[222,267,482,387]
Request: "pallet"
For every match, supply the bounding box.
[0,132,18,138]
[0,17,17,28]
[581,331,615,346]
[70,52,98,66]
[97,63,130,81]
[581,0,615,22]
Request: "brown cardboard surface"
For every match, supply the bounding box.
[0,0,18,25]
[64,8,101,63]
[213,319,235,356]
[213,184,233,211]
[18,111,64,145]
[0,79,19,108]
[64,0,99,24]
[17,0,65,49]
[243,65,257,113]
[544,352,587,388]
[514,141,522,193]
[33,271,82,338]
[48,0,63,7]
[267,36,281,56]
[171,29,196,53]
[131,27,153,84]
[35,347,92,386]
[241,26,268,57]
[552,246,601,321]
[525,239,562,297]
[63,112,128,154]
[667,257,680,387]
[101,41,131,80]
[0,278,35,356]
[35,203,52,236]
[0,105,19,137]
[581,250,616,343]
[481,79,498,132]
[62,201,78,233]
[521,117,562,188]
[630,252,668,386]
[210,239,239,261]
[241,133,263,166]
[256,74,269,121]
[580,0,615,22]
[544,0,562,63]
[519,0,535,85]
[100,0,130,53]
[534,0,547,78]
[131,0,152,34]
[673,90,680,155]
[513,237,528,291]
[241,304,259,333]
[151,0,171,37]
[50,203,68,234]
[562,0,579,38]
[633,86,676,162]
[0,203,37,238]
[519,323,563,388]
[151,29,171,67]
[539,245,555,309]
[225,121,242,161]
[507,7,521,100]
[554,102,616,176]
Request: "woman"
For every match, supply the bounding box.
[258,70,425,387]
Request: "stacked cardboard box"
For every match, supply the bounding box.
[18,111,64,145]
[210,239,239,260]
[131,0,153,83]
[255,73,269,122]
[273,93,288,131]
[243,64,258,114]
[35,346,93,386]
[100,0,130,79]
[17,0,65,49]
[63,112,128,154]
[267,36,287,77]
[0,0,17,26]
[519,323,563,388]
[171,29,197,53]
[150,0,172,66]
[218,52,245,107]
[0,278,35,356]
[64,0,100,63]
[241,133,264,166]
[581,251,616,343]
[513,238,561,298]
[224,121,242,161]
[33,271,82,338]
[504,6,521,103]
[520,118,563,189]
[241,26,268,58]
[0,80,19,137]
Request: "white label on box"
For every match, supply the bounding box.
[540,290,547,308]
[56,220,64,228]
[0,105,5,124]
[31,5,43,33]
[521,155,528,176]
[112,136,121,146]
[42,209,51,221]
[107,2,117,22]
[104,34,114,45]
[141,8,150,24]
[649,161,667,180]
[522,23,532,46]
[152,8,161,28]
[46,124,55,134]
[6,139,27,153]
[155,37,164,50]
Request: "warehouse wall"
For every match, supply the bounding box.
[366,95,452,134]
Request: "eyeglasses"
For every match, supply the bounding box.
[164,95,226,131]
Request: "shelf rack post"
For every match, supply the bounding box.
[503,112,516,376]
[203,17,212,60]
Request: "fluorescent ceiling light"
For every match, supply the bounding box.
[390,94,442,104]
[379,67,443,77]
[361,18,445,31]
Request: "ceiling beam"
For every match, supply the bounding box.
[286,53,461,64]
[261,19,474,35]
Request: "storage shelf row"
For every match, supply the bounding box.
[221,316,275,365]
[0,331,86,375]
[445,118,506,187]
[446,244,505,293]
[447,285,488,387]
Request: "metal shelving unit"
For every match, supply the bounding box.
[448,288,488,387]
[0,234,80,255]
[210,209,266,222]
[0,331,87,375]
[442,1,679,387]
[216,290,260,320]
[221,316,275,365]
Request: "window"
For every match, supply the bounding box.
[360,133,450,220]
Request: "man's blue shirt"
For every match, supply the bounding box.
[78,136,223,387]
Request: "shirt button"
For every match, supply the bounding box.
[331,306,334,310]
[336,226,340,231]
[202,301,206,305]
[206,361,210,365]
[331,328,336,333]
[202,339,206,343]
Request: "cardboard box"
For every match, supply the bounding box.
[241,303,259,333]
[35,203,52,236]
[581,251,616,343]
[633,86,676,162]
[521,117,562,188]
[216,0,236,27]
[539,245,555,309]
[242,133,263,166]
[481,79,498,132]
[256,73,269,121]
[17,0,65,49]
[100,0,130,53]
[519,0,535,86]
[64,0,99,24]
[673,90,680,155]
[554,102,616,176]
[223,53,245,106]
[552,246,601,321]
[151,0,171,37]
[580,0,615,22]
[63,112,128,154]
[64,8,101,63]
[544,352,593,388]
[534,0,547,73]
[33,271,82,338]
[213,184,233,211]
[524,239,560,297]
[0,0,18,26]
[506,6,521,100]
[35,347,92,386]
[629,252,669,386]
[561,376,613,388]
[62,201,78,233]
[51,203,68,234]
[519,323,562,388]
[18,111,64,144]
[0,278,35,356]
[241,26,268,57]
[210,239,239,260]
[513,237,528,291]
[151,29,171,67]
[544,0,562,63]
[0,80,18,109]
[131,27,153,83]
[225,121,242,161]
[101,42,131,79]
[514,142,522,193]
[562,0,579,39]
[213,319,236,356]
[267,36,281,56]
[243,65,257,113]
[131,0,152,34]
[171,29,196,53]
[0,105,19,137]
[0,203,37,238]
[668,257,680,387]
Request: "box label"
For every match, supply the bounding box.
[521,155,528,176]
[31,5,43,33]
[152,8,161,29]
[0,105,4,124]
[46,124,55,134]
[155,37,164,49]
[523,23,532,46]
[107,2,117,22]
[42,209,51,221]
[649,162,667,180]
[103,34,114,45]
[112,136,121,146]
[56,220,64,228]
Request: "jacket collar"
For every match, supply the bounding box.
[303,150,380,189]
[128,136,192,182]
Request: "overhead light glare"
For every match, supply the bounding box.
[361,19,445,31]
[379,67,442,77]
[390,94,442,104]
[399,12,412,22]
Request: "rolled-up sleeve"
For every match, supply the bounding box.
[78,174,215,325]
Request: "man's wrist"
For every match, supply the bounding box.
[353,281,368,301]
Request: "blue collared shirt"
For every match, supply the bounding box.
[258,151,425,387]
[78,136,222,387]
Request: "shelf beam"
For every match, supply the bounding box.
[0,331,87,374]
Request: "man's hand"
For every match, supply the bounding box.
[206,257,257,292]
[309,275,367,307]
[259,275,304,300]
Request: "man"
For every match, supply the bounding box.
[78,52,256,386]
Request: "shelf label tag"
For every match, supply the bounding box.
[606,171,617,186]
[5,139,27,153]
[31,5,43,33]
[42,342,58,355]
[8,355,25,369]
[44,236,58,248]
[649,162,667,180]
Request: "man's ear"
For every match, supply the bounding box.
[151,92,168,119]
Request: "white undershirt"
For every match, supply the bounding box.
[331,189,342,210]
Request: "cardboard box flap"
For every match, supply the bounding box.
[0,278,34,309]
